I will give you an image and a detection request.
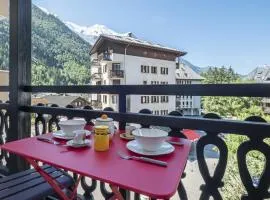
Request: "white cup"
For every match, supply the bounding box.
[73,130,86,144]
[125,125,136,134]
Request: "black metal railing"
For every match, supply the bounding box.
[2,84,270,199]
[1,83,270,200]
[109,70,124,78]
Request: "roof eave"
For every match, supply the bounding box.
[91,35,187,57]
[89,35,104,55]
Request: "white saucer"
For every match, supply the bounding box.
[126,140,175,156]
[66,139,91,148]
[52,130,91,140]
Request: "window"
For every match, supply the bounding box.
[151,96,156,103]
[103,95,107,104]
[160,67,168,75]
[103,80,106,85]
[103,65,107,73]
[161,96,169,103]
[112,80,120,85]
[162,96,165,102]
[151,96,159,103]
[146,96,149,103]
[151,96,155,103]
[111,95,117,104]
[160,110,168,115]
[97,94,101,102]
[141,65,149,73]
[153,110,160,115]
[151,66,157,74]
[112,63,121,71]
[141,96,150,104]
[143,81,147,85]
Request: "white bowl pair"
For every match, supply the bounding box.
[58,119,86,137]
[132,128,168,151]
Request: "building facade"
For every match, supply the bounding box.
[90,34,186,114]
[246,65,270,114]
[0,70,9,102]
[175,62,203,116]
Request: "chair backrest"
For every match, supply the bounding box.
[168,111,186,138]
[139,109,152,128]
[103,107,114,111]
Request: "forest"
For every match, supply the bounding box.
[0,5,91,85]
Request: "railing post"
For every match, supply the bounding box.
[119,93,126,130]
[8,0,32,173]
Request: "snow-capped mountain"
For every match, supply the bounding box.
[65,22,128,45]
[34,5,204,73]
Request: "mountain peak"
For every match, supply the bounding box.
[65,22,129,44]
[36,5,58,17]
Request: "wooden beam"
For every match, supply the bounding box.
[8,0,32,173]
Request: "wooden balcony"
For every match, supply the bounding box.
[109,70,124,78]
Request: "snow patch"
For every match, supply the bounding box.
[65,22,130,44]
[37,5,58,17]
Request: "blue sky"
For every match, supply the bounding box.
[34,0,270,75]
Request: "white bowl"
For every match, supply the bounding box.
[132,128,168,151]
[58,119,86,137]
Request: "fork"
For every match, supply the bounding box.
[117,151,167,167]
[36,136,61,145]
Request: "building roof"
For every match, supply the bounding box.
[176,62,204,80]
[90,34,187,57]
[39,95,88,107]
[245,65,270,82]
[31,97,49,105]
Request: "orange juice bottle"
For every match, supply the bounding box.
[94,125,109,151]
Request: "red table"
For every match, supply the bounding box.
[1,130,191,200]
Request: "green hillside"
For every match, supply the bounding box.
[0,5,91,85]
